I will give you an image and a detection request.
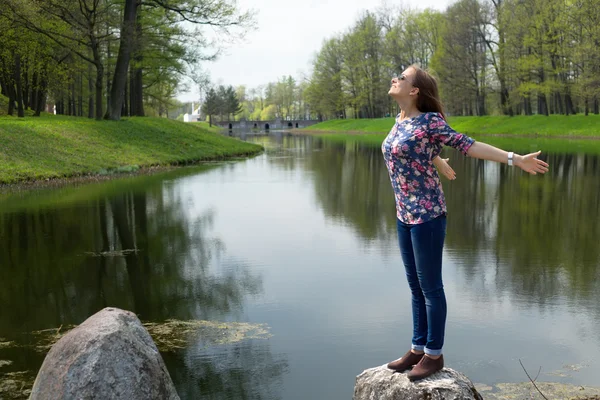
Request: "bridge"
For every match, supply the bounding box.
[214,119,320,130]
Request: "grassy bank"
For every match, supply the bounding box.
[0,114,261,184]
[306,114,600,137]
[316,132,600,155]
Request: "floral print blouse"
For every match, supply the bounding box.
[382,112,475,225]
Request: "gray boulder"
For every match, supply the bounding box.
[30,307,180,400]
[354,364,483,400]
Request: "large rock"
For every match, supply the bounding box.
[30,307,180,400]
[354,364,483,400]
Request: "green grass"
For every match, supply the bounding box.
[0,114,261,184]
[306,114,600,137]
[316,132,600,155]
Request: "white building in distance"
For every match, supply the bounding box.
[183,102,202,122]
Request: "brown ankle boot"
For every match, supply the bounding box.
[387,350,424,372]
[407,354,444,381]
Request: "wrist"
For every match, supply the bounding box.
[512,153,523,168]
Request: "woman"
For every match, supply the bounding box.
[383,65,548,381]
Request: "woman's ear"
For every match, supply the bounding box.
[410,87,420,96]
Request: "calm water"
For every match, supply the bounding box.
[1,131,599,399]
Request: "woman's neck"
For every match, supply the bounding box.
[398,102,421,120]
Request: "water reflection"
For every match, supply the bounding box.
[0,166,286,399]
[2,132,600,398]
[443,154,600,306]
[302,137,600,309]
[306,140,396,241]
[165,341,288,400]
[0,175,262,329]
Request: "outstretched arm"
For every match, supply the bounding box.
[466,142,549,175]
[427,113,549,175]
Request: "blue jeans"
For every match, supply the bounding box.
[397,214,447,356]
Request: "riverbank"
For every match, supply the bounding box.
[0,115,262,184]
[312,131,600,155]
[304,114,600,138]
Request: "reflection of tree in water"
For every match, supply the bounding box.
[0,179,263,330]
[277,136,600,315]
[163,340,288,400]
[443,153,600,312]
[302,138,397,242]
[247,134,397,242]
[107,188,263,321]
[0,171,283,398]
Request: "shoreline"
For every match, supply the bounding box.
[298,114,600,139]
[0,152,261,192]
[297,129,600,140]
[0,116,263,187]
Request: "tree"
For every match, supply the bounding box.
[201,87,219,126]
[2,0,113,119]
[306,37,345,119]
[105,0,139,120]
[225,85,242,120]
[432,0,489,116]
[104,0,254,120]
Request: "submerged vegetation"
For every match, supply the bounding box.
[0,319,272,399]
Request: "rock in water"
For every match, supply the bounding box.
[30,307,180,400]
[354,364,483,400]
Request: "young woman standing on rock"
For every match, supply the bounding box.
[383,65,549,381]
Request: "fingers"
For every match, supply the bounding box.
[535,159,549,173]
[525,151,549,174]
[536,159,549,168]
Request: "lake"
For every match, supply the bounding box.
[1,130,599,399]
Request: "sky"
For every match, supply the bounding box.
[178,0,454,102]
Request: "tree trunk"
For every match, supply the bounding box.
[88,63,94,118]
[122,71,129,117]
[500,86,512,116]
[105,0,139,120]
[70,82,76,116]
[537,93,548,116]
[78,71,83,116]
[565,92,575,115]
[14,53,25,117]
[34,67,47,117]
[31,70,38,111]
[95,62,104,119]
[131,62,144,116]
[23,58,29,110]
[5,65,16,115]
[91,36,104,119]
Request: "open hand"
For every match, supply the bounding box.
[516,151,549,175]
[434,157,456,180]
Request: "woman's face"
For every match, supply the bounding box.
[388,67,418,100]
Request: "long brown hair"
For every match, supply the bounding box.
[401,65,447,120]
